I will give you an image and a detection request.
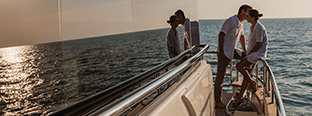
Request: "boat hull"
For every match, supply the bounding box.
[139,60,214,116]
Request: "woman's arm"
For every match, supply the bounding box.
[249,25,264,55]
[248,42,261,54]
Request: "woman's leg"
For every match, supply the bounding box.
[247,63,256,74]
[233,59,257,106]
[233,77,248,106]
[236,59,256,89]
[247,63,257,90]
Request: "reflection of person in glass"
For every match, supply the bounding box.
[175,9,190,51]
[233,9,268,107]
[166,15,181,59]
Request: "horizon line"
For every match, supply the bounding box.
[199,16,312,20]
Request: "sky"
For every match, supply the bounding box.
[198,0,312,19]
[0,0,312,48]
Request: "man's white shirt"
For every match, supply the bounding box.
[219,15,244,60]
[183,18,191,48]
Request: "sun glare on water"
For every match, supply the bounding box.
[0,46,44,115]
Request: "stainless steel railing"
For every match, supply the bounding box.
[259,59,286,116]
[91,45,210,116]
[49,46,196,116]
[49,45,209,116]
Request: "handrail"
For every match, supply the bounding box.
[49,46,197,116]
[259,59,286,116]
[91,45,210,115]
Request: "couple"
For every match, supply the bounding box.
[215,5,268,108]
[166,10,191,59]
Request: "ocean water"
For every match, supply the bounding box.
[200,18,312,116]
[0,18,312,115]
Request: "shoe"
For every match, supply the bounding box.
[215,101,226,109]
[232,98,242,107]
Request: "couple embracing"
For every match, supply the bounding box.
[166,10,191,59]
[215,5,269,108]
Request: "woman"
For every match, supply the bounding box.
[233,9,268,106]
[166,15,181,59]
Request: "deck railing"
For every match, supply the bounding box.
[91,45,209,115]
[205,51,286,116]
[49,44,285,116]
[49,45,209,116]
[259,59,286,116]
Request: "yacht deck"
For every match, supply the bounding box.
[215,93,232,116]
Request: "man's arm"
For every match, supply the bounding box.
[239,35,247,54]
[249,26,264,55]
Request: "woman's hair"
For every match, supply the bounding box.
[167,15,177,26]
[175,9,185,19]
[249,9,263,21]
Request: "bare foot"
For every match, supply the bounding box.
[215,101,226,109]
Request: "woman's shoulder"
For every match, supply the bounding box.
[167,28,175,36]
[167,28,173,33]
[256,22,266,32]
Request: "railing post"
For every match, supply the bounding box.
[256,62,259,87]
[264,64,269,97]
[271,74,274,104]
[256,62,259,78]
[259,60,286,116]
[157,88,162,94]
[229,61,233,85]
[262,63,267,114]
[236,59,239,81]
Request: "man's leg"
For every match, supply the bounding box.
[214,54,230,108]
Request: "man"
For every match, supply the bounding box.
[214,5,252,108]
[175,9,191,51]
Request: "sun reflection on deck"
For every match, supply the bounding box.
[0,46,44,115]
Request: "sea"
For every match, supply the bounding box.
[0,18,311,115]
